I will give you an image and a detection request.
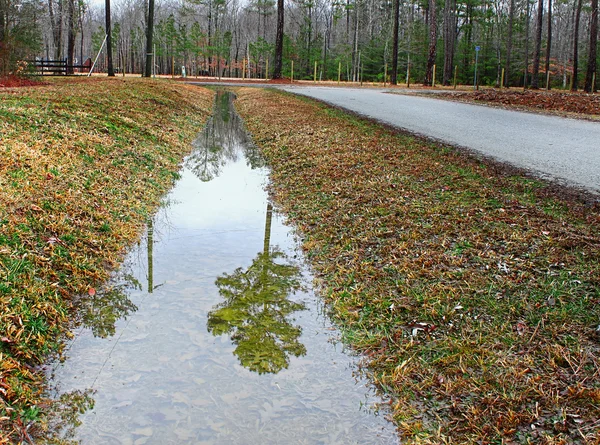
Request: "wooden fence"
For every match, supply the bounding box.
[29,58,92,75]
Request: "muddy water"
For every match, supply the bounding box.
[50,91,398,444]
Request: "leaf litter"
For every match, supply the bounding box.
[0,77,214,442]
[426,89,600,119]
[235,87,600,444]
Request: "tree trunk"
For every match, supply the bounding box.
[105,0,114,76]
[462,4,472,82]
[505,0,514,87]
[571,0,582,91]
[424,0,437,86]
[391,0,400,84]
[584,0,598,92]
[531,0,543,88]
[273,0,284,78]
[79,2,85,67]
[545,0,552,89]
[524,0,531,88]
[0,0,6,44]
[67,0,75,74]
[352,3,359,81]
[144,0,155,77]
[442,0,455,85]
[48,0,63,60]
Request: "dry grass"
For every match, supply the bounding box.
[235,87,600,444]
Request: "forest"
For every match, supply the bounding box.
[0,0,598,91]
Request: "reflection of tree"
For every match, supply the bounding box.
[147,218,154,294]
[207,204,306,374]
[80,275,140,338]
[185,90,265,181]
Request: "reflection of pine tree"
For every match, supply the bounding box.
[207,204,306,374]
[81,278,139,338]
[185,90,265,182]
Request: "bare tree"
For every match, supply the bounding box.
[571,0,582,91]
[390,0,399,84]
[424,0,436,86]
[545,0,552,89]
[505,0,514,87]
[106,0,114,75]
[48,0,63,59]
[531,0,543,88]
[584,0,598,92]
[272,0,283,78]
[67,0,75,73]
[144,0,155,76]
[442,0,455,85]
[0,0,6,43]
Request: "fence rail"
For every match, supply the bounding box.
[28,59,91,75]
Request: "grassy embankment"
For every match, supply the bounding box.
[0,78,214,442]
[235,88,600,444]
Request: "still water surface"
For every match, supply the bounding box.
[50,90,398,444]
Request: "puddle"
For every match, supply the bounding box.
[49,90,398,444]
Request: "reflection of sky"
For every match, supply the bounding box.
[168,160,268,231]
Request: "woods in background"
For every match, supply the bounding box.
[0,0,597,90]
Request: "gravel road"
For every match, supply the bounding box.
[281,86,600,194]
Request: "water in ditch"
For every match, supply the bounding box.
[49,90,398,445]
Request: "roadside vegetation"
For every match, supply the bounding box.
[235,88,600,444]
[0,78,214,442]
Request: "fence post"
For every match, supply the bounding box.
[338,62,341,84]
[432,64,436,87]
[291,60,294,83]
[314,60,317,83]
